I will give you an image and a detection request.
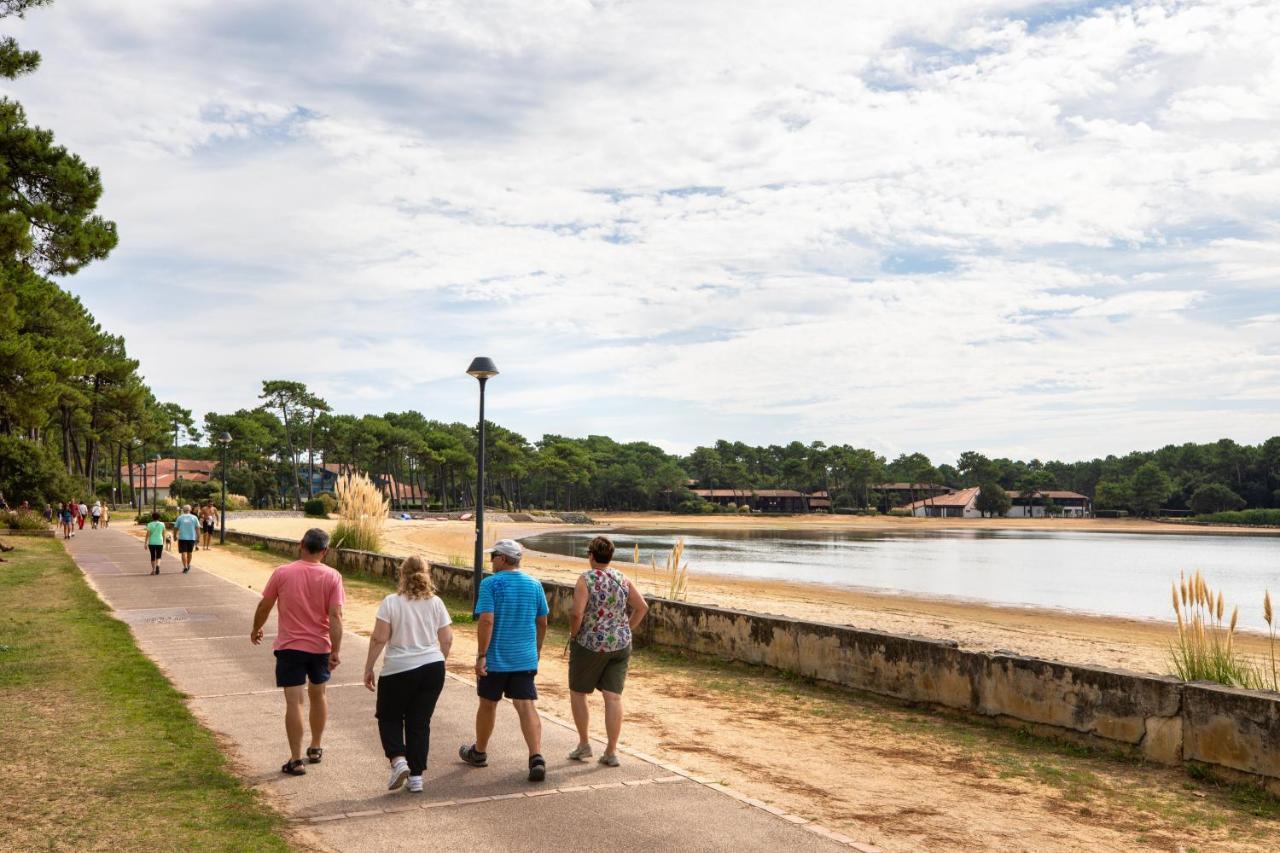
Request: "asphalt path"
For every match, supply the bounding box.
[66,528,876,852]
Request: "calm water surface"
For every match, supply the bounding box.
[519,528,1280,629]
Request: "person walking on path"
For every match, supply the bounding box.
[77,500,88,531]
[145,511,165,574]
[101,503,110,528]
[567,536,649,767]
[250,528,345,777]
[59,503,73,540]
[173,504,200,573]
[68,499,79,536]
[458,539,550,782]
[90,501,102,529]
[363,556,453,794]
[199,503,215,550]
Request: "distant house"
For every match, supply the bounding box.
[120,458,216,502]
[902,487,982,518]
[808,490,832,511]
[903,486,1092,518]
[871,482,954,510]
[691,489,813,513]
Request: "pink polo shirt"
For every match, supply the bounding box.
[262,559,345,653]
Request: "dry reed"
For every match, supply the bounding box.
[1265,589,1277,692]
[651,537,690,601]
[1169,570,1260,689]
[332,472,388,553]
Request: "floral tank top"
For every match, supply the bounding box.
[577,567,631,653]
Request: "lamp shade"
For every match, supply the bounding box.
[218,431,232,445]
[466,357,499,379]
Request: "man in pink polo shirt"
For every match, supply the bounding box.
[250,527,345,776]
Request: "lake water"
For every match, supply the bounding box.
[519,527,1280,630]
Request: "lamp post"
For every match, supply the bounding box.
[218,432,231,545]
[466,356,498,607]
[151,454,161,513]
[132,439,143,511]
[139,445,147,513]
[173,418,180,505]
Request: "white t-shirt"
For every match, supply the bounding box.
[375,593,452,676]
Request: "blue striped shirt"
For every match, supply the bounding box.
[476,570,549,672]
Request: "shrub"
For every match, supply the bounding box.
[1193,508,1280,526]
[834,507,878,515]
[4,510,48,530]
[303,498,328,518]
[888,507,913,517]
[135,508,178,524]
[0,435,78,507]
[171,479,216,504]
[1188,483,1246,516]
[674,498,707,515]
[225,493,250,511]
[737,503,751,513]
[725,502,737,511]
[317,493,338,514]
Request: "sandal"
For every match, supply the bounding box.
[282,758,307,776]
[306,747,323,764]
[458,744,487,767]
[528,753,546,783]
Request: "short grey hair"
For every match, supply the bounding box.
[301,527,331,554]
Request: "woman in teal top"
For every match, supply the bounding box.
[145,511,166,575]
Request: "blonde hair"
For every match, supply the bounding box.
[397,555,436,600]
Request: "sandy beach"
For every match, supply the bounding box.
[224,512,1279,676]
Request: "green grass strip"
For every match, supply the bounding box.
[0,539,292,852]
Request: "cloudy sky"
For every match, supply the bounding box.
[6,0,1279,461]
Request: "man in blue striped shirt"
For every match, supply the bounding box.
[458,539,550,782]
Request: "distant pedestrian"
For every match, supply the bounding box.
[101,503,110,528]
[43,503,53,523]
[145,511,165,574]
[68,499,79,536]
[77,500,87,530]
[200,502,216,550]
[90,501,102,529]
[458,539,550,783]
[567,536,649,766]
[59,503,73,539]
[250,528,345,777]
[363,556,453,794]
[173,504,200,573]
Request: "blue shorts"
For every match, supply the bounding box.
[274,649,331,688]
[476,670,537,702]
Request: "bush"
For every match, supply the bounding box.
[3,509,49,530]
[834,507,878,515]
[737,503,751,513]
[675,498,707,515]
[1188,484,1246,516]
[135,509,178,524]
[171,479,217,504]
[303,498,329,518]
[1194,508,1280,526]
[225,493,250,511]
[317,493,338,514]
[888,507,913,517]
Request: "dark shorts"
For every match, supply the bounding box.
[202,521,215,533]
[178,538,196,554]
[569,642,631,695]
[476,670,537,702]
[148,544,163,561]
[275,649,332,688]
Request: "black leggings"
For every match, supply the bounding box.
[376,661,445,774]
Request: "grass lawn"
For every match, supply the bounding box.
[0,538,293,852]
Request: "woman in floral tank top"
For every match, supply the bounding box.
[567,536,649,767]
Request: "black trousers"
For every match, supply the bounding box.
[376,661,445,774]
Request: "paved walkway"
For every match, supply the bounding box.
[66,529,873,852]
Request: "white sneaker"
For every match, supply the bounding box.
[407,776,423,793]
[568,743,593,761]
[387,758,409,790]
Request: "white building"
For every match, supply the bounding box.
[904,487,1092,518]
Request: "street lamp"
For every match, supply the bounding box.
[466,356,498,607]
[139,444,147,513]
[173,418,180,505]
[151,454,161,513]
[132,439,143,511]
[218,432,231,545]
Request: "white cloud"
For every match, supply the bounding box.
[4,0,1280,461]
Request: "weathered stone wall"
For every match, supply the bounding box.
[223,528,1280,793]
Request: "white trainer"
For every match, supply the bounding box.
[568,743,593,761]
[387,758,409,791]
[407,776,423,793]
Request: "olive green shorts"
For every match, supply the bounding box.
[568,642,631,695]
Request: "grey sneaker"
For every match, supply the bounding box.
[387,758,409,790]
[598,753,620,767]
[568,743,593,761]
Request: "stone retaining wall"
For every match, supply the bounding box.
[222,528,1280,793]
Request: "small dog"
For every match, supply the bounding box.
[164,531,174,551]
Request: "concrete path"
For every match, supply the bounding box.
[66,529,873,852]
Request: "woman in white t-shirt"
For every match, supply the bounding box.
[364,556,453,793]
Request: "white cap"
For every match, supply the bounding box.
[489,539,523,560]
